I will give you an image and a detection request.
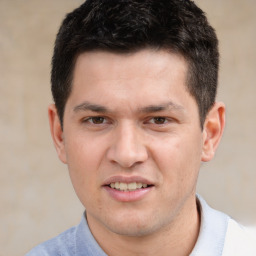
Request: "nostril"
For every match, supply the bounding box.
[106,129,148,168]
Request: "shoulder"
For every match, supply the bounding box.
[26,226,76,256]
[222,219,256,256]
[192,195,256,256]
[26,213,108,256]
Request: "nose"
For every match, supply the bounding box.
[106,122,148,168]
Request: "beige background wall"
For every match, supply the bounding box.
[0,0,255,255]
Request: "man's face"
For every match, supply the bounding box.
[54,49,207,236]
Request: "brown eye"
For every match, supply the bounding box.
[152,117,167,124]
[90,117,105,124]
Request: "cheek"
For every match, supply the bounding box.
[64,136,103,198]
[150,133,202,184]
[65,133,104,171]
[150,134,182,168]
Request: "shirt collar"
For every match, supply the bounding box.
[74,195,229,256]
[75,213,108,256]
[190,195,229,256]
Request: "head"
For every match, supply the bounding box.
[51,0,219,129]
[48,0,225,248]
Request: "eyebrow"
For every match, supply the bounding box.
[73,102,109,113]
[139,102,185,113]
[73,101,185,114]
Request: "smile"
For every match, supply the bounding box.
[103,176,154,201]
[109,182,150,191]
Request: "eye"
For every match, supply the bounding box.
[149,117,168,125]
[84,116,107,124]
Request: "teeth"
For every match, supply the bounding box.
[115,182,120,189]
[119,182,127,190]
[109,182,148,191]
[137,183,143,189]
[128,182,136,190]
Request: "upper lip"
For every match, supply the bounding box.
[103,175,154,186]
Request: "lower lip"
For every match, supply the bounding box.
[103,186,153,202]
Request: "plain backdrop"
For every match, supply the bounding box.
[0,0,255,255]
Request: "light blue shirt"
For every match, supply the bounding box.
[26,196,230,256]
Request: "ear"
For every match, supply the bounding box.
[48,104,67,164]
[201,102,225,162]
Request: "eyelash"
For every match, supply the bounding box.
[147,117,169,125]
[82,116,172,126]
[82,116,109,125]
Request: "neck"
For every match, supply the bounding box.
[87,196,200,256]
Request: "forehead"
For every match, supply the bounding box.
[73,49,188,84]
[68,49,195,116]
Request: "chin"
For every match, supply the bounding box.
[103,212,164,237]
[108,223,155,237]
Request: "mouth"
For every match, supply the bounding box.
[103,176,154,201]
[108,182,153,192]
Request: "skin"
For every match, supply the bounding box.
[49,49,225,256]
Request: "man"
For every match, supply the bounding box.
[27,0,256,255]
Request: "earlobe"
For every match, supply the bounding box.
[201,102,225,162]
[48,104,67,164]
